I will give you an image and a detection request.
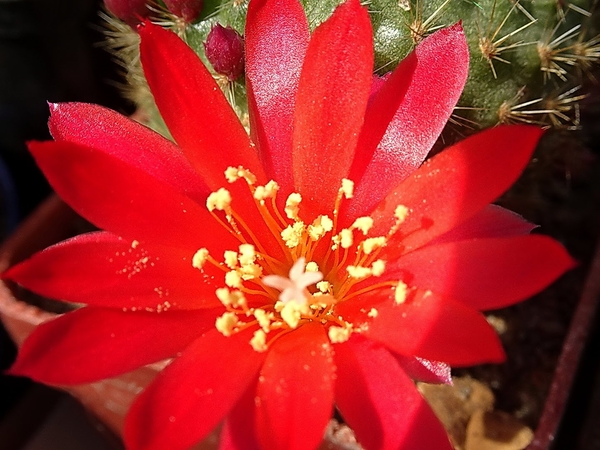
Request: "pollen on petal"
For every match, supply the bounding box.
[395,281,409,304]
[394,205,410,223]
[328,324,352,343]
[367,308,379,318]
[192,248,210,269]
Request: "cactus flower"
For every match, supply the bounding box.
[204,23,245,81]
[5,0,574,449]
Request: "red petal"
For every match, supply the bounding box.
[28,140,236,250]
[219,382,261,450]
[370,125,544,252]
[3,232,225,310]
[387,235,575,310]
[395,354,452,385]
[138,22,266,189]
[255,323,335,450]
[335,336,453,450]
[246,0,309,192]
[291,0,373,219]
[347,24,469,219]
[9,307,217,384]
[336,289,505,366]
[124,329,265,450]
[430,204,536,244]
[48,102,207,202]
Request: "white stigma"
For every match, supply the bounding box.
[262,257,323,306]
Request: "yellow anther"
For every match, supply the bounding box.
[362,237,386,255]
[253,308,272,331]
[192,248,210,269]
[371,260,386,276]
[308,215,334,240]
[215,312,239,336]
[347,265,372,279]
[240,263,262,280]
[280,301,309,329]
[225,166,257,185]
[216,287,246,307]
[225,270,243,288]
[206,188,232,212]
[339,228,354,249]
[238,244,256,266]
[305,261,319,272]
[367,308,379,318]
[395,281,408,304]
[328,324,352,343]
[224,250,238,269]
[253,180,280,202]
[224,167,239,182]
[394,205,409,223]
[250,329,268,352]
[285,193,302,220]
[281,222,306,248]
[340,178,354,199]
[316,280,331,294]
[351,217,374,235]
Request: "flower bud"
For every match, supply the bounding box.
[204,24,245,82]
[104,0,149,27]
[164,0,203,23]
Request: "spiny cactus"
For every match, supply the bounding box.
[102,0,600,138]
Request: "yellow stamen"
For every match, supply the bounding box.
[192,248,210,269]
[285,193,302,220]
[206,188,232,212]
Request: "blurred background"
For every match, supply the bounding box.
[0,0,131,447]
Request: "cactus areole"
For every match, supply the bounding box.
[5,0,574,449]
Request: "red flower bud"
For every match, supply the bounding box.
[204,24,245,81]
[104,0,149,27]
[164,0,203,23]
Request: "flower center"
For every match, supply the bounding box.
[191,167,410,351]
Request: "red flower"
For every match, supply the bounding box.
[4,0,574,449]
